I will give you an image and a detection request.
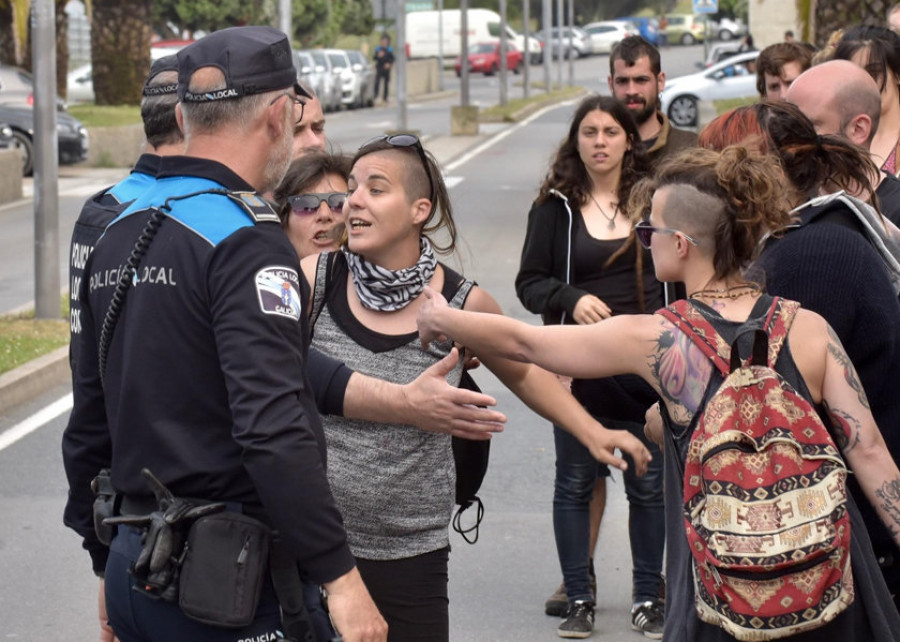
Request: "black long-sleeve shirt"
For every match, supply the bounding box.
[62,156,354,583]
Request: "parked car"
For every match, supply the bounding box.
[0,64,67,110]
[0,121,13,149]
[582,21,638,55]
[712,17,748,42]
[324,49,358,109]
[660,50,759,127]
[0,103,89,175]
[665,13,707,46]
[66,64,94,103]
[540,26,591,58]
[295,50,339,111]
[303,49,342,112]
[698,41,744,68]
[454,41,523,76]
[619,16,659,45]
[345,50,375,108]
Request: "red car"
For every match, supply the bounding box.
[454,41,523,77]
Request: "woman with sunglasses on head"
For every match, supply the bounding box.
[418,145,900,642]
[516,95,665,639]
[273,150,352,259]
[298,133,652,642]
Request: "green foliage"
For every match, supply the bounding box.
[341,0,375,36]
[152,0,275,36]
[292,0,330,46]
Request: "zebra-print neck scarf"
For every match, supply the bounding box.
[343,238,437,311]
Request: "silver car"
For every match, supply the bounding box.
[301,49,342,112]
[540,27,590,59]
[324,49,358,108]
[660,51,759,127]
[345,50,375,109]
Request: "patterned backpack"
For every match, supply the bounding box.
[658,298,853,641]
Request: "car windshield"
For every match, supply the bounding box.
[328,54,347,68]
[470,43,495,53]
[311,51,327,66]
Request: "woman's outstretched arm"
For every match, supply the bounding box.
[445,286,653,475]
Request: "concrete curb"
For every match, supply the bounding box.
[0,346,70,410]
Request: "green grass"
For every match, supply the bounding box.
[67,104,142,128]
[479,84,587,122]
[0,296,69,375]
[714,96,758,115]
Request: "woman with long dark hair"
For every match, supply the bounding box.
[516,95,665,639]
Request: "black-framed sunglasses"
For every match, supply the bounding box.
[360,133,435,204]
[288,192,347,216]
[635,219,700,249]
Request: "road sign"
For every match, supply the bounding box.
[693,0,718,14]
[405,1,434,11]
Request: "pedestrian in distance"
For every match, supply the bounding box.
[417,144,900,642]
[299,133,652,642]
[373,34,394,103]
[63,25,391,642]
[515,94,665,639]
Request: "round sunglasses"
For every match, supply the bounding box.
[287,192,348,216]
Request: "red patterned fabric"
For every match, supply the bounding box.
[658,298,853,641]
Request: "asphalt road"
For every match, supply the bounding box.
[0,44,707,641]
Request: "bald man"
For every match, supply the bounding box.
[786,59,900,224]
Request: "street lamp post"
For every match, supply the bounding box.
[31,0,59,320]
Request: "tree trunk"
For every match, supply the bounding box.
[56,0,67,98]
[0,3,13,65]
[91,0,151,105]
[812,0,890,46]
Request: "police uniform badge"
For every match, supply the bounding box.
[255,266,303,320]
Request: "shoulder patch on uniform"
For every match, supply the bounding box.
[256,266,303,320]
[227,191,281,223]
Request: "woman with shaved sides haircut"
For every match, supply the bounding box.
[418,146,900,641]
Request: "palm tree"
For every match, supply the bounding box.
[798,0,891,46]
[90,0,151,105]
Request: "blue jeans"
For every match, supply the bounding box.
[552,418,665,605]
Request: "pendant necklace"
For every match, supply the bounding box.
[589,194,618,230]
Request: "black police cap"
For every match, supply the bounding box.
[177,26,311,103]
[142,54,179,97]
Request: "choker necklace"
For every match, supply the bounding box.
[589,194,619,230]
[689,283,762,300]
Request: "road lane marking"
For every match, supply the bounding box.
[445,98,580,173]
[0,393,73,453]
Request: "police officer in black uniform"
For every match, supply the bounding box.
[63,27,387,642]
[68,54,182,375]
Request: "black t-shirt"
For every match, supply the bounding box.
[876,173,900,226]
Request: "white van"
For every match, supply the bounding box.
[406,9,542,64]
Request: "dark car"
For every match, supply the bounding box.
[0,104,89,175]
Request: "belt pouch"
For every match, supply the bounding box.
[178,511,271,628]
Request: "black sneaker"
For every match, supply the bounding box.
[557,600,595,639]
[631,600,664,639]
[545,582,568,616]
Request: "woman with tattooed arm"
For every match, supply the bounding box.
[418,146,900,641]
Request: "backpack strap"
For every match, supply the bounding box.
[310,251,339,332]
[657,300,731,376]
[751,297,800,368]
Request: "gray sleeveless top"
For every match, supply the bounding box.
[310,251,474,560]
